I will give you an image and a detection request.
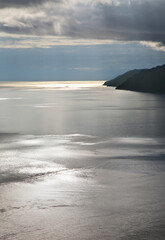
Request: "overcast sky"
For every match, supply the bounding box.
[0,0,165,81]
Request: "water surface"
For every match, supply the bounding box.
[0,82,165,240]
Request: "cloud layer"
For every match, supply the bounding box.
[0,0,57,8]
[0,0,165,49]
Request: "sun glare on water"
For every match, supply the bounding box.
[0,81,104,89]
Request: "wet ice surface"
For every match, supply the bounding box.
[0,84,165,239]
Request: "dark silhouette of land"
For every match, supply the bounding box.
[104,65,165,94]
[103,69,141,87]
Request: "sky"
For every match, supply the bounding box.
[0,0,165,81]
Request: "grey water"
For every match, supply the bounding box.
[0,84,165,240]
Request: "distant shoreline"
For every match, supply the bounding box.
[104,64,165,94]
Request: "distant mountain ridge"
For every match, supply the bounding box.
[103,69,142,87]
[104,64,165,94]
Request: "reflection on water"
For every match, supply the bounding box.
[0,84,165,137]
[0,83,165,240]
[0,134,165,184]
[0,81,104,89]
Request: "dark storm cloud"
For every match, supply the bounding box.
[0,0,165,47]
[99,1,165,43]
[0,0,61,8]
